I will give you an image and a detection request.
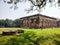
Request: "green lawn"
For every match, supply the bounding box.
[0,28,60,45]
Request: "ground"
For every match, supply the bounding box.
[0,28,60,45]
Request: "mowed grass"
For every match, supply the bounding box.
[0,28,60,45]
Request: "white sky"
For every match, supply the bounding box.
[0,0,60,20]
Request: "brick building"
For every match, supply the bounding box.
[57,20,60,27]
[20,14,58,28]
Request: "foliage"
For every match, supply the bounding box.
[0,19,20,27]
[0,20,5,27]
[5,38,20,45]
[0,28,60,45]
[13,19,21,27]
[2,0,60,11]
[4,19,13,27]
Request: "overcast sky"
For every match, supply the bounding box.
[0,0,60,20]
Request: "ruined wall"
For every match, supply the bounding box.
[39,16,57,28]
[57,20,60,27]
[20,15,40,28]
[20,14,58,28]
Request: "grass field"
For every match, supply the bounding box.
[0,28,60,45]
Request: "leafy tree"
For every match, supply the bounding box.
[4,19,13,27]
[0,20,5,27]
[2,0,60,11]
[0,18,21,27]
[13,19,20,27]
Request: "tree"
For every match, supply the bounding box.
[13,19,20,27]
[0,19,21,27]
[0,20,5,27]
[5,19,13,27]
[3,0,60,11]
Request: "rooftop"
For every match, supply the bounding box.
[20,14,57,20]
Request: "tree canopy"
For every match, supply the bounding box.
[2,0,60,11]
[0,19,21,27]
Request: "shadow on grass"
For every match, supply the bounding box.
[53,34,60,45]
[0,34,3,37]
[54,39,60,45]
[4,31,49,45]
[5,38,20,45]
[0,34,11,37]
[2,31,60,45]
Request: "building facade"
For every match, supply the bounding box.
[57,20,60,27]
[20,14,58,28]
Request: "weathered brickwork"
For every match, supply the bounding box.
[20,14,59,28]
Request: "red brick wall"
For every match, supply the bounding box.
[20,15,57,28]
